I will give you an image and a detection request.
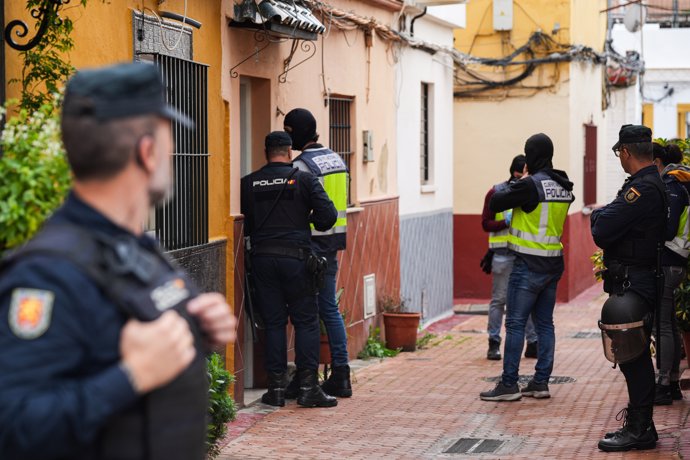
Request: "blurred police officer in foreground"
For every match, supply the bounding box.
[479,133,574,402]
[241,131,338,408]
[592,125,666,452]
[283,108,353,398]
[0,63,237,459]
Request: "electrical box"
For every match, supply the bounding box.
[363,130,374,162]
[493,0,513,31]
[363,274,376,319]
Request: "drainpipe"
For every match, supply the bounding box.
[410,7,427,37]
[1,2,5,108]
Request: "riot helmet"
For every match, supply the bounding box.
[598,291,651,365]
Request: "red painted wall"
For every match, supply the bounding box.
[453,211,598,302]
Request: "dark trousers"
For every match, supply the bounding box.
[605,267,656,409]
[252,255,319,373]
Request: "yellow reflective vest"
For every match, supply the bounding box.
[508,172,573,257]
[488,182,510,249]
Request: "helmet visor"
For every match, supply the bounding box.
[598,320,648,364]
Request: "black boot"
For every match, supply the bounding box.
[654,383,672,406]
[284,370,301,399]
[321,365,352,397]
[296,369,337,408]
[598,406,657,452]
[261,372,287,407]
[487,339,501,360]
[670,381,684,401]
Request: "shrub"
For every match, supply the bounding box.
[0,96,71,251]
[206,352,237,459]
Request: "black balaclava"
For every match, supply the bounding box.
[524,133,554,173]
[284,108,317,151]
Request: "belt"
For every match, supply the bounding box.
[252,245,307,260]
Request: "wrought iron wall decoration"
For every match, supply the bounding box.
[4,0,68,51]
[229,30,272,78]
[278,39,315,83]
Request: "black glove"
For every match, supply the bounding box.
[479,249,494,274]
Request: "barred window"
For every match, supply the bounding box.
[420,83,431,185]
[328,96,354,204]
[142,53,209,250]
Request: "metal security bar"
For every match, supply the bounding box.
[145,53,209,250]
[420,83,430,185]
[328,96,353,204]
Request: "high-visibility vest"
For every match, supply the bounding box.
[666,206,690,258]
[508,172,573,257]
[294,147,348,251]
[488,182,509,249]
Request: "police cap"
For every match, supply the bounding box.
[265,131,293,149]
[62,62,193,128]
[612,124,652,151]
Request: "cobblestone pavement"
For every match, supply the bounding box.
[219,284,690,459]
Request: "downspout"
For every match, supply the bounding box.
[410,7,427,37]
[1,2,5,108]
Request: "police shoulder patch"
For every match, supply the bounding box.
[624,187,641,204]
[9,288,54,339]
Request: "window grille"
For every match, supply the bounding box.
[420,83,430,185]
[584,124,597,206]
[328,96,354,204]
[143,53,209,250]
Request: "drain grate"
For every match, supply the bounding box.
[483,375,576,385]
[444,438,504,454]
[572,330,600,339]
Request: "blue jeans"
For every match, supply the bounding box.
[319,252,349,366]
[488,253,537,344]
[502,257,562,386]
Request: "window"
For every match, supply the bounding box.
[420,83,433,185]
[584,124,597,206]
[678,104,690,139]
[143,53,209,250]
[328,96,354,203]
[642,103,654,131]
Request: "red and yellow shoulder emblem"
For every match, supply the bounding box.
[9,288,54,339]
[624,187,641,204]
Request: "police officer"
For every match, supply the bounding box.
[591,125,665,452]
[0,63,237,459]
[480,133,574,402]
[481,154,538,361]
[241,131,338,408]
[652,142,688,405]
[283,108,353,398]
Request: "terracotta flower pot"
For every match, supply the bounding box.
[319,334,331,364]
[383,312,421,352]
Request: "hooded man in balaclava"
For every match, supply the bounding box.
[479,133,574,403]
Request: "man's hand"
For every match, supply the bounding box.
[187,293,237,347]
[120,310,196,394]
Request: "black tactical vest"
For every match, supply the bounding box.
[1,222,208,460]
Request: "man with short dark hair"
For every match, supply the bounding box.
[241,131,338,408]
[481,154,538,361]
[592,124,666,452]
[0,63,236,459]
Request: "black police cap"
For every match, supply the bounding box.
[62,62,193,128]
[612,124,652,151]
[265,131,293,149]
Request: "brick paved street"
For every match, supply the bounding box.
[219,284,690,459]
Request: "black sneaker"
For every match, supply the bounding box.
[670,381,684,401]
[524,341,538,359]
[521,379,550,399]
[487,339,501,360]
[654,383,672,406]
[480,381,521,401]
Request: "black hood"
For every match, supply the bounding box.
[524,133,554,173]
[284,108,317,151]
[544,168,574,192]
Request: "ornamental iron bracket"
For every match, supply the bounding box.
[278,39,315,84]
[229,30,272,78]
[4,0,68,51]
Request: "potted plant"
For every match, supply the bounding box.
[674,279,690,368]
[380,294,421,352]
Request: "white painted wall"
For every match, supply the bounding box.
[396,12,458,216]
[611,23,690,139]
